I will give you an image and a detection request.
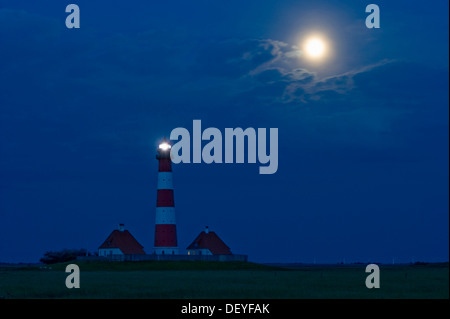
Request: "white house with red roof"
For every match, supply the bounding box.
[98,224,145,257]
[186,227,232,256]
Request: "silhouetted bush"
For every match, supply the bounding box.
[40,249,88,264]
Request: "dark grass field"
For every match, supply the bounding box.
[0,261,448,299]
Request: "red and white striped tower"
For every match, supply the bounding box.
[153,139,179,255]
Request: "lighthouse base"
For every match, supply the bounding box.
[153,247,179,255]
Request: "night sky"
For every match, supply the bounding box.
[0,0,448,264]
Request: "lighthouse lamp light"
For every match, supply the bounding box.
[159,142,171,151]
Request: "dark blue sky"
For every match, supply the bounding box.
[0,0,448,263]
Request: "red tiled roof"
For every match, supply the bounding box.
[186,231,232,255]
[98,230,145,255]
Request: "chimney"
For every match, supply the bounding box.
[205,226,209,234]
[118,223,125,232]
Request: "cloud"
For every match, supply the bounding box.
[190,38,288,78]
[185,38,397,107]
[0,8,447,154]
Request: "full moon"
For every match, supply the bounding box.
[303,36,327,59]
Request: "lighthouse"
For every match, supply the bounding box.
[153,139,179,255]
